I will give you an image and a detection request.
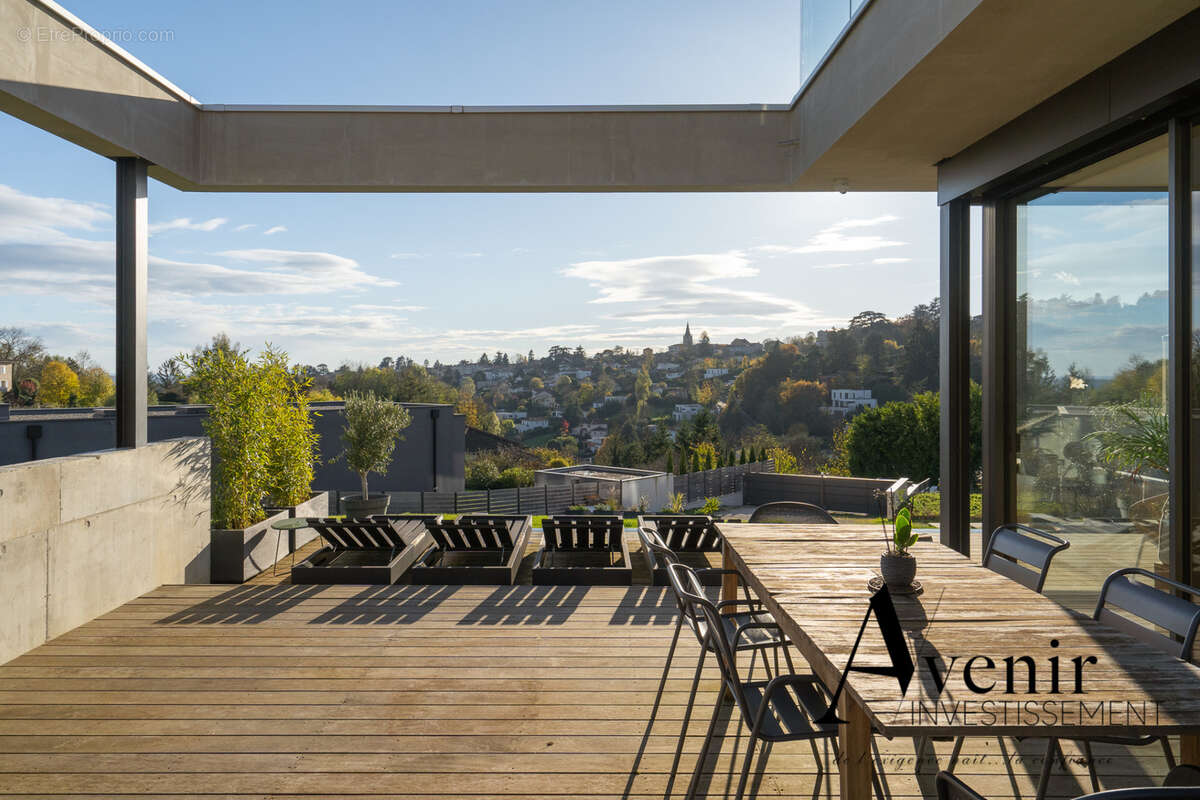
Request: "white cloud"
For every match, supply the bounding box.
[810,263,852,270]
[234,223,256,232]
[872,257,911,264]
[390,252,426,260]
[264,225,287,235]
[0,183,110,243]
[149,217,227,235]
[1054,271,1081,286]
[561,250,825,332]
[751,214,905,256]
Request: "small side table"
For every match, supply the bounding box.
[271,517,313,576]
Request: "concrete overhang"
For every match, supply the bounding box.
[1,0,1198,193]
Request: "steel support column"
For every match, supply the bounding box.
[939,198,971,556]
[980,198,1017,553]
[1167,117,1192,586]
[115,157,148,448]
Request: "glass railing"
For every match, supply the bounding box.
[800,0,871,88]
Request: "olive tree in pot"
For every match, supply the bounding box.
[338,391,411,517]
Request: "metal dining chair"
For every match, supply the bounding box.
[939,524,1071,790]
[639,527,797,797]
[981,523,1070,593]
[936,767,1200,799]
[669,562,838,800]
[1058,568,1200,793]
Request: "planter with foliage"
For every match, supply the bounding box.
[879,501,918,589]
[338,390,412,517]
[183,343,320,583]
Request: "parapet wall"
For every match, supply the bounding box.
[0,437,211,663]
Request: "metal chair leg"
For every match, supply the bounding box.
[1036,738,1060,800]
[1162,736,1177,769]
[735,733,760,800]
[686,690,727,800]
[947,735,965,772]
[1082,739,1100,794]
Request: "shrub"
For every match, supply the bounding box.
[466,459,502,489]
[183,346,273,529]
[497,466,535,488]
[699,496,721,515]
[260,348,320,507]
[908,492,983,521]
[766,446,798,474]
[659,492,686,514]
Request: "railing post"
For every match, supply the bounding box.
[454,492,459,513]
[419,491,425,513]
[544,486,549,515]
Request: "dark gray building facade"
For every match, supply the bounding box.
[0,401,465,493]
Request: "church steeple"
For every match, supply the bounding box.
[682,322,693,348]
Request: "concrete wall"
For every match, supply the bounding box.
[0,437,211,664]
[0,402,466,493]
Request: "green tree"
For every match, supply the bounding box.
[39,360,80,407]
[76,366,115,406]
[665,450,674,473]
[339,391,412,500]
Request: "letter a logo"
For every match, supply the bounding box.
[816,585,915,724]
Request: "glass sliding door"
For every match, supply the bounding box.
[1015,134,1170,613]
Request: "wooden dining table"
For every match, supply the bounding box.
[717,523,1200,799]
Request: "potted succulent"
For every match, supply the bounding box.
[880,502,918,589]
[338,390,412,517]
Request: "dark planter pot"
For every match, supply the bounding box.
[341,493,390,517]
[880,551,917,588]
[211,509,290,583]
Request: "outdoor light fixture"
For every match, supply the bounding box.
[833,178,850,194]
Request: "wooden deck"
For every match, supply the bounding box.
[0,583,1178,799]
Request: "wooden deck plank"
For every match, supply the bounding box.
[0,582,1181,798]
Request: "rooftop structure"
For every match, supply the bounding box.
[5,1,1200,796]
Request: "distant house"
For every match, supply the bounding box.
[726,338,763,357]
[605,394,628,405]
[703,367,728,379]
[823,389,878,416]
[0,361,11,393]
[673,403,703,422]
[516,417,551,434]
[531,391,558,409]
[496,410,527,421]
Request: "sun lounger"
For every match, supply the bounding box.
[532,515,632,585]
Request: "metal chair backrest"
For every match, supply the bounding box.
[640,515,721,551]
[306,518,411,551]
[748,501,837,525]
[1093,568,1200,661]
[935,771,988,800]
[425,515,527,552]
[638,526,678,567]
[1075,787,1200,798]
[982,524,1069,593]
[542,515,623,552]
[668,562,751,718]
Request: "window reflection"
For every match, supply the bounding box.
[1016,134,1169,613]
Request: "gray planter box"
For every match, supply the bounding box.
[210,509,290,583]
[266,492,330,552]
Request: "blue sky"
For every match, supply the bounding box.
[0,1,956,372]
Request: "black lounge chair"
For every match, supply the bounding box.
[532,515,632,585]
[410,514,533,585]
[748,501,838,524]
[290,516,436,584]
[637,514,724,586]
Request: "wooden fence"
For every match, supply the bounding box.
[743,472,899,515]
[334,481,603,516]
[672,460,775,504]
